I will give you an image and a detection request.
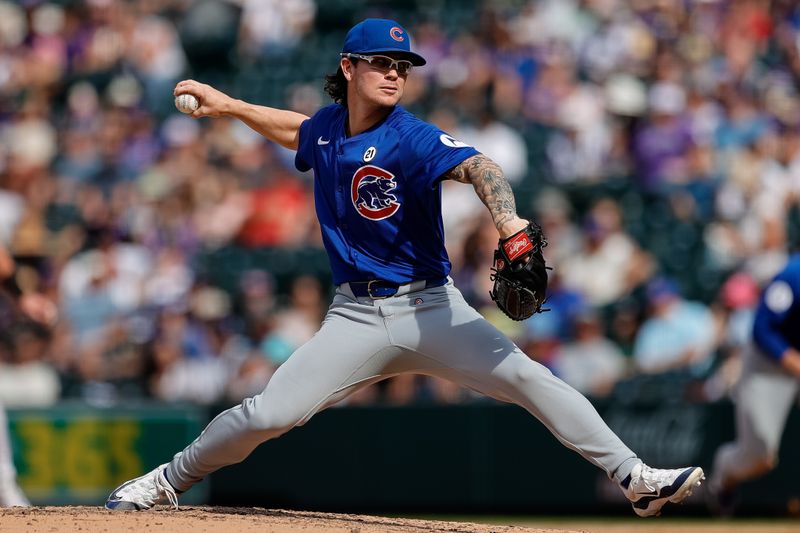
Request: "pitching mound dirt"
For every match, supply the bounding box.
[0,506,581,533]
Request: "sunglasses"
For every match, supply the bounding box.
[341,53,413,75]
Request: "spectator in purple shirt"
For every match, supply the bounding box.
[632,82,694,192]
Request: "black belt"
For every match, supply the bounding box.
[347,277,448,299]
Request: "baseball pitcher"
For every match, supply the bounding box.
[106,18,703,517]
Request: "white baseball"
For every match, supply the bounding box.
[175,93,199,114]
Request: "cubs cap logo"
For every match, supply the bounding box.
[341,19,426,66]
[351,165,400,220]
[390,27,405,41]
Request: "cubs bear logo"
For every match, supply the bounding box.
[351,165,400,220]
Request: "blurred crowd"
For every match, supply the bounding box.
[0,0,798,409]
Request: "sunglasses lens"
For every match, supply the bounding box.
[365,56,412,74]
[371,56,393,70]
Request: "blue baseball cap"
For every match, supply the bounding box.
[342,18,426,66]
[646,277,680,302]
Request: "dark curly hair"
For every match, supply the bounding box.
[324,64,350,107]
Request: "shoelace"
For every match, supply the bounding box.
[632,465,677,494]
[155,470,179,509]
[120,468,179,509]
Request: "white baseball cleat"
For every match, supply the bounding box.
[621,463,705,517]
[105,463,179,511]
[0,482,30,507]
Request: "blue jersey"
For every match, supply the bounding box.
[752,254,800,361]
[295,104,479,285]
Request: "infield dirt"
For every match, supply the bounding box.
[3,506,794,533]
[0,506,580,533]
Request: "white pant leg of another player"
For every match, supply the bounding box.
[711,346,799,490]
[0,404,30,507]
[381,282,638,482]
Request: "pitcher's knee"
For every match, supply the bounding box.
[491,360,550,403]
[245,408,299,436]
[508,359,551,387]
[240,394,303,436]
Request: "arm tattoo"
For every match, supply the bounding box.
[443,155,517,231]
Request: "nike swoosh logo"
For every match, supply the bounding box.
[317,136,330,145]
[105,479,142,510]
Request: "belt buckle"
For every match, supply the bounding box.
[367,280,393,299]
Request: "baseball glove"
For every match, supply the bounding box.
[489,221,549,321]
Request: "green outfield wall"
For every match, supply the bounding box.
[7,403,206,505]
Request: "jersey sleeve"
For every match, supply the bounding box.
[294,117,314,172]
[752,263,800,360]
[400,118,479,188]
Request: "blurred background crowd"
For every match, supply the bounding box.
[0,0,798,409]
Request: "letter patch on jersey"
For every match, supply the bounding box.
[439,134,471,148]
[351,165,400,220]
[765,280,793,313]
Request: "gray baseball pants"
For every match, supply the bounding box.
[712,346,799,488]
[166,280,639,490]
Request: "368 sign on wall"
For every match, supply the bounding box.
[7,406,206,505]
